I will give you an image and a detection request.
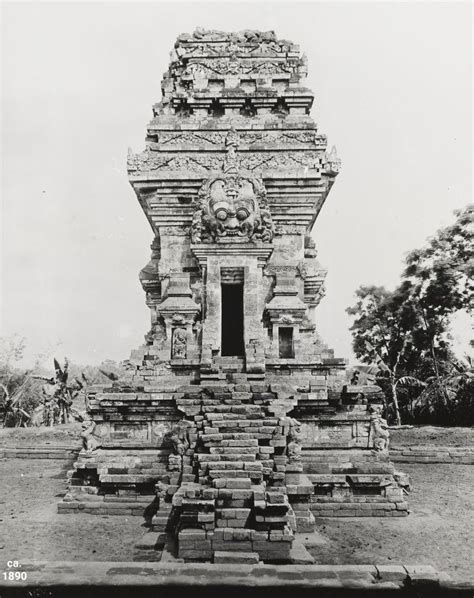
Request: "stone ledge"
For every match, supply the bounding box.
[0,561,451,590]
[3,444,473,466]
[391,446,474,464]
[0,446,80,459]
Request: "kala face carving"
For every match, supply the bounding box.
[191,129,274,243]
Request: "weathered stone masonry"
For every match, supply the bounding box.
[60,29,408,564]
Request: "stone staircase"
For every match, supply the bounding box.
[200,356,267,384]
[58,379,408,525]
[150,387,315,563]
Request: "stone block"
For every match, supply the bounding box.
[197,513,215,523]
[375,565,407,582]
[214,551,259,564]
[179,549,213,560]
[404,565,440,586]
[266,493,286,504]
[212,541,253,552]
[226,478,251,489]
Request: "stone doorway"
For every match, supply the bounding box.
[221,283,245,356]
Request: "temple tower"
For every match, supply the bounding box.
[60,30,408,564]
[128,29,341,382]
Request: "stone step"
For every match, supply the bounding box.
[254,501,290,515]
[215,508,251,520]
[211,420,268,427]
[210,447,259,455]
[202,432,276,441]
[215,520,248,529]
[200,374,227,382]
[214,357,245,364]
[203,460,262,470]
[151,514,172,531]
[213,477,252,489]
[98,468,166,476]
[57,501,146,515]
[181,474,196,482]
[198,456,258,466]
[209,470,263,481]
[309,501,409,516]
[213,551,259,564]
[201,437,260,446]
[255,514,290,524]
[294,509,316,532]
[229,375,251,383]
[103,495,155,504]
[221,436,259,444]
[134,531,166,551]
[99,474,159,484]
[204,414,268,423]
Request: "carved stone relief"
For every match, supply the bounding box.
[182,59,294,78]
[190,130,274,243]
[129,147,321,175]
[171,327,187,359]
[128,150,222,174]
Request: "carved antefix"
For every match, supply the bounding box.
[191,130,274,243]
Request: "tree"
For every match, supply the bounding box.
[411,356,474,425]
[346,286,422,424]
[347,205,473,424]
[401,205,473,399]
[0,335,41,427]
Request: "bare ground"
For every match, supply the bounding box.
[0,423,82,447]
[0,458,143,562]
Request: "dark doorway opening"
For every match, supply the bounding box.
[221,284,245,356]
[278,327,295,358]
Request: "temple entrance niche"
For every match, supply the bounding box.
[221,266,245,357]
[278,327,295,358]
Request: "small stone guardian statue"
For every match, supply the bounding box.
[80,419,101,453]
[286,417,303,463]
[169,422,190,456]
[369,405,390,452]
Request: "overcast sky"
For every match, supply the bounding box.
[1,1,472,368]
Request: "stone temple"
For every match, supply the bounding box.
[60,29,408,564]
